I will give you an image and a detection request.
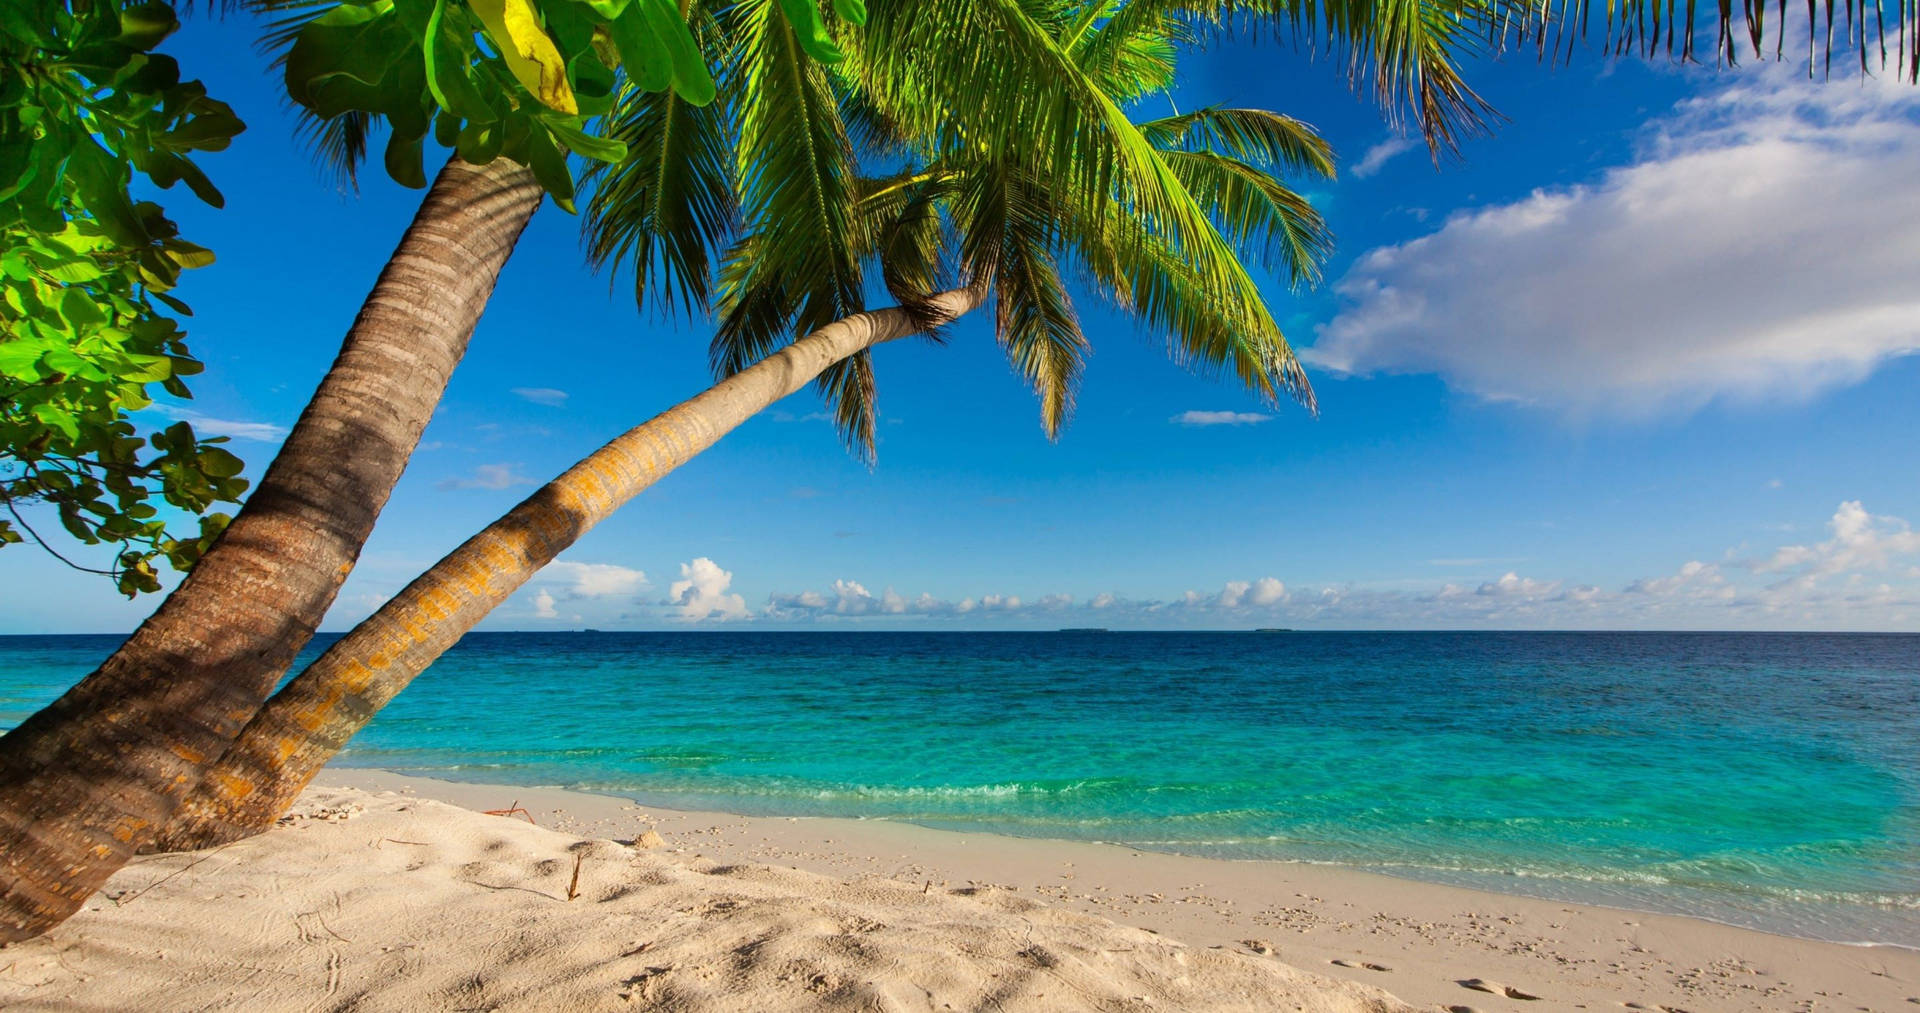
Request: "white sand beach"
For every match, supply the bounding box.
[2,769,1914,1012]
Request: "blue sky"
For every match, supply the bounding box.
[5,13,1919,632]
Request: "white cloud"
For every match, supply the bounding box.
[1351,136,1418,178]
[437,463,532,491]
[1215,577,1286,608]
[1751,501,1920,583]
[1307,72,1920,416]
[146,404,288,442]
[668,557,748,621]
[1475,572,1560,598]
[539,561,649,599]
[1171,410,1273,426]
[512,387,569,407]
[1625,560,1729,598]
[531,589,558,619]
[744,507,1920,630]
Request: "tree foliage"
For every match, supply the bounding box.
[0,0,248,594]
[265,0,765,203]
[588,0,1352,458]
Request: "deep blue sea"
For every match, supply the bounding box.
[3,631,1916,946]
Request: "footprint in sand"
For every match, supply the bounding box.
[1458,977,1542,1001]
[1329,959,1393,972]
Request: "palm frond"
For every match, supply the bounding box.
[1217,0,1498,156]
[1071,0,1199,97]
[255,0,379,184]
[584,78,736,317]
[728,0,871,453]
[712,234,799,374]
[861,173,955,329]
[1159,149,1331,284]
[1069,188,1316,412]
[996,216,1089,438]
[1137,106,1336,179]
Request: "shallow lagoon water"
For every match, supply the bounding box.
[5,630,1915,945]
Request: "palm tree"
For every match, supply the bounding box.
[151,0,1483,848]
[0,0,720,940]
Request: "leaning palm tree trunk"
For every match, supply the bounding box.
[0,156,543,942]
[155,284,986,850]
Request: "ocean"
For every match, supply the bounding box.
[3,630,1916,947]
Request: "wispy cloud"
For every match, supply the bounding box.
[146,405,288,442]
[511,387,569,407]
[437,463,531,491]
[538,560,649,598]
[1171,410,1273,427]
[1351,136,1418,178]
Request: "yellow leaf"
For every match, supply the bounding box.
[467,0,578,114]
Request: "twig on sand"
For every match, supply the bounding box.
[567,854,584,901]
[112,842,237,907]
[483,800,537,825]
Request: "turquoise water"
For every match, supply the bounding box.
[3,631,1916,946]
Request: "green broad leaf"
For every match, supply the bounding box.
[165,108,244,152]
[66,139,148,248]
[119,353,173,382]
[116,2,180,51]
[152,290,192,316]
[456,120,506,164]
[58,504,96,543]
[60,287,107,328]
[119,53,182,95]
[422,1,496,121]
[390,0,435,38]
[0,4,54,48]
[197,446,245,478]
[384,128,428,188]
[313,1,395,29]
[635,0,716,104]
[523,124,576,210]
[773,0,844,63]
[160,239,215,269]
[0,133,34,201]
[34,402,82,441]
[565,45,619,117]
[605,2,673,93]
[832,0,867,27]
[167,154,225,208]
[0,337,46,377]
[46,257,107,282]
[547,119,627,163]
[287,11,408,114]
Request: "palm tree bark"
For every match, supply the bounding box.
[154,284,987,850]
[0,156,544,942]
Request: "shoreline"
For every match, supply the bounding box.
[328,765,1920,953]
[319,767,1920,1011]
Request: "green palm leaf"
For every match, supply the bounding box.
[584,75,736,317]
[723,0,872,452]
